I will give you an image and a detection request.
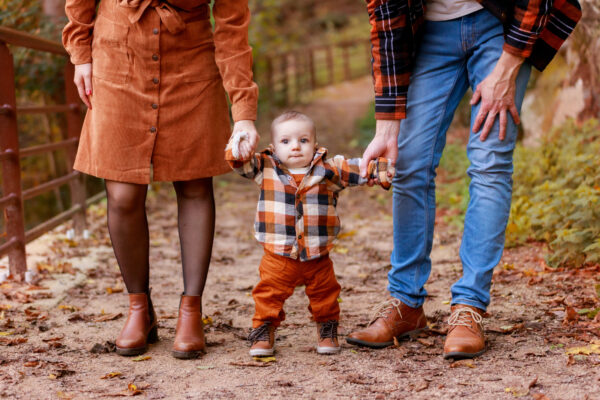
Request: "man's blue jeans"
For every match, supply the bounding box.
[388,9,531,311]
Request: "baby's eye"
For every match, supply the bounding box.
[281,139,288,144]
[300,138,309,143]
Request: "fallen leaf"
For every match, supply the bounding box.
[531,394,550,400]
[93,313,123,322]
[202,316,213,325]
[132,355,151,362]
[417,338,434,347]
[337,230,357,240]
[196,365,215,370]
[101,372,122,379]
[229,361,271,367]
[414,379,429,392]
[58,305,79,312]
[253,356,276,363]
[105,286,124,294]
[563,306,579,325]
[505,387,529,397]
[449,360,475,368]
[0,331,13,336]
[333,246,349,254]
[48,374,57,380]
[442,300,450,305]
[24,361,39,367]
[565,343,600,355]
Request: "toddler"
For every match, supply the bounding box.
[225,111,394,357]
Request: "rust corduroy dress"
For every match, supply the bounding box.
[63,0,258,184]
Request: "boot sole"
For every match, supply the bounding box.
[172,349,204,359]
[249,348,275,357]
[317,346,341,355]
[116,325,159,357]
[345,327,426,349]
[443,348,486,360]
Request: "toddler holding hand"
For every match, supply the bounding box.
[225,111,394,357]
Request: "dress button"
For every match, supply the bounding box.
[150,126,157,133]
[153,28,159,35]
[152,78,159,84]
[152,103,158,110]
[298,234,302,239]
[152,54,159,61]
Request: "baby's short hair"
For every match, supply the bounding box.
[271,111,316,139]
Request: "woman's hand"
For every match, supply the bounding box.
[74,63,93,109]
[232,120,259,159]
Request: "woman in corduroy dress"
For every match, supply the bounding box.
[63,0,259,359]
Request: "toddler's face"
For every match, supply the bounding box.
[272,119,316,169]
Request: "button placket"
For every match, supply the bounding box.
[149,16,160,138]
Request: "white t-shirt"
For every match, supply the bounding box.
[425,0,483,21]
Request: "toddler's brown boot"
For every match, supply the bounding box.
[248,322,275,357]
[317,320,341,354]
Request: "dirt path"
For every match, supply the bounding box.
[1,78,599,399]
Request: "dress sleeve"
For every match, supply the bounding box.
[212,0,259,122]
[503,0,553,59]
[62,0,97,65]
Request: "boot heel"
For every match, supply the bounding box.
[147,325,159,344]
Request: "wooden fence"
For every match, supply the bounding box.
[0,26,100,279]
[0,27,373,279]
[256,40,372,106]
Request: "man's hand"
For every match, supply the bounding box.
[232,120,259,159]
[360,119,400,183]
[74,63,93,109]
[471,51,525,141]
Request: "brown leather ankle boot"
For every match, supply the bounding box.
[116,292,158,356]
[172,295,206,359]
[443,305,486,359]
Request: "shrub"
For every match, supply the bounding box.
[507,119,600,267]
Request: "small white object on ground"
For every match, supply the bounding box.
[0,270,9,283]
[66,228,75,240]
[83,229,90,239]
[25,270,36,284]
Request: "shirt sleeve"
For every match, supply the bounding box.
[329,156,395,191]
[212,0,259,122]
[62,0,97,65]
[224,147,264,184]
[367,0,414,120]
[503,0,553,59]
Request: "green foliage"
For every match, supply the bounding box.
[507,119,600,267]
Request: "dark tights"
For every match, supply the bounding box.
[105,178,215,296]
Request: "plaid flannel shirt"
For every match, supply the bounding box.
[368,0,582,120]
[225,146,394,261]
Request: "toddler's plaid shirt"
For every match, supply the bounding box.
[225,146,394,261]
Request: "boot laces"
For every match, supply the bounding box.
[447,307,483,328]
[247,322,271,344]
[319,320,339,340]
[369,298,403,326]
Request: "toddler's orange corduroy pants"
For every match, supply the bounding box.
[252,250,341,328]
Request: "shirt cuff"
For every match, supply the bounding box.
[503,24,537,59]
[231,101,257,122]
[67,45,92,65]
[374,95,406,120]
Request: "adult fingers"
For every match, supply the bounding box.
[472,102,489,133]
[83,72,93,98]
[470,85,482,105]
[479,110,497,142]
[498,109,507,141]
[509,104,520,125]
[74,75,91,109]
[360,145,376,178]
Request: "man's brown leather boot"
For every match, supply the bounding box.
[443,305,485,359]
[248,322,275,357]
[116,292,158,356]
[172,295,206,359]
[346,298,427,348]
